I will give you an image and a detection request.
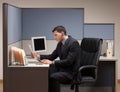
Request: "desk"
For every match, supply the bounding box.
[4,56,117,92]
[5,64,49,92]
[99,56,117,61]
[97,56,117,92]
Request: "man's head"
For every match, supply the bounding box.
[52,26,67,42]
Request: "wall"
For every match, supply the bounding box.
[0,0,120,80]
[8,5,22,44]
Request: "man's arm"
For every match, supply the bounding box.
[54,41,80,67]
[31,44,59,62]
[40,49,58,61]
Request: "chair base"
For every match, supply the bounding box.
[61,85,113,92]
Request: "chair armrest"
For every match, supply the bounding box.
[77,65,98,82]
[78,65,97,72]
[71,65,98,90]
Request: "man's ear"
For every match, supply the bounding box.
[61,32,64,36]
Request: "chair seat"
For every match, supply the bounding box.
[60,80,71,84]
[81,76,96,83]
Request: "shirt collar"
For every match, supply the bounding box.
[62,35,68,45]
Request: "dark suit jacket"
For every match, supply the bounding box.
[40,36,80,74]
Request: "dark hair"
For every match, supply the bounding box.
[52,26,67,35]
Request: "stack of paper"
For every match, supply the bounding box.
[11,46,26,65]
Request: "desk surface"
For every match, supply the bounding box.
[99,56,117,61]
[9,63,49,67]
[8,56,117,67]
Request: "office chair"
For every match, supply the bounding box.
[70,38,103,92]
[60,38,103,92]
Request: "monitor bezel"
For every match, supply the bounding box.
[31,36,47,53]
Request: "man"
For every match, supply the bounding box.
[32,26,80,92]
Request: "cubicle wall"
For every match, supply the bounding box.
[21,8,84,55]
[8,5,85,56]
[22,8,84,40]
[7,5,22,64]
[84,24,114,40]
[84,24,114,55]
[8,5,22,45]
[7,4,114,60]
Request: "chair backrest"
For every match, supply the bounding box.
[80,38,103,66]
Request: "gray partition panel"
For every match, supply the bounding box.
[22,8,84,40]
[84,24,114,40]
[8,5,22,44]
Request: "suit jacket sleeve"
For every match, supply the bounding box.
[54,41,80,67]
[40,45,59,61]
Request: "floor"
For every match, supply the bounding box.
[0,81,3,92]
[0,80,119,92]
[118,80,120,92]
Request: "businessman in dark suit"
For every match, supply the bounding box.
[32,26,80,92]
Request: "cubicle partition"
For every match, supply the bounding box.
[3,3,116,92]
[84,24,114,55]
[7,4,85,56]
[22,8,84,55]
[7,3,114,56]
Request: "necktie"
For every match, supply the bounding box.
[61,43,64,53]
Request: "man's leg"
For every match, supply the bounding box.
[49,71,72,92]
[49,76,60,92]
[49,64,60,92]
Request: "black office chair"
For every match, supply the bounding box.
[69,38,103,92]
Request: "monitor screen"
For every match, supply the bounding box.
[31,36,47,52]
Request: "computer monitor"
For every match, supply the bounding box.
[31,36,47,52]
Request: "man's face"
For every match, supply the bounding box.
[53,30,64,42]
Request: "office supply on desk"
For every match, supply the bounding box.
[10,46,40,66]
[28,44,33,53]
[31,36,47,53]
[106,40,113,57]
[11,46,26,65]
[107,49,112,57]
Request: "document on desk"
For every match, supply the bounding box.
[26,58,38,62]
[26,63,49,67]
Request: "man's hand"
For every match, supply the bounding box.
[31,52,39,59]
[41,59,53,64]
